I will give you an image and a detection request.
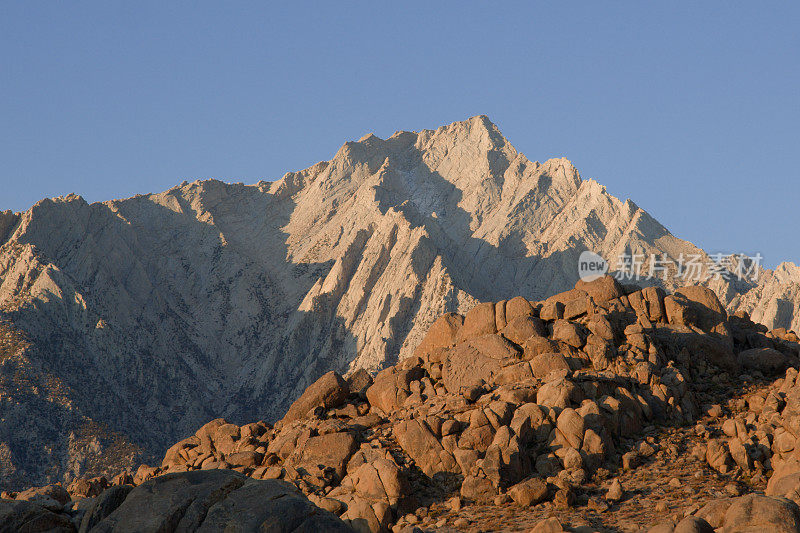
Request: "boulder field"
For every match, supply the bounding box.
[4,275,800,532]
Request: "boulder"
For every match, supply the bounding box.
[667,286,732,341]
[606,478,623,502]
[506,296,536,322]
[347,368,374,395]
[718,493,800,533]
[457,302,497,341]
[642,286,667,323]
[87,470,350,532]
[295,432,358,480]
[468,333,521,359]
[442,342,502,393]
[366,367,424,414]
[738,347,790,375]
[349,459,409,506]
[551,320,586,348]
[281,371,349,424]
[673,516,715,533]
[15,483,71,506]
[555,408,585,449]
[68,476,110,499]
[530,353,571,379]
[530,517,567,533]
[767,460,800,500]
[161,435,201,468]
[460,475,496,503]
[394,418,459,476]
[79,485,134,533]
[413,312,463,358]
[340,495,392,533]
[523,336,560,359]
[0,499,74,532]
[508,477,548,506]
[537,376,582,409]
[695,498,734,528]
[502,316,547,346]
[225,450,264,469]
[574,275,624,304]
[539,300,564,321]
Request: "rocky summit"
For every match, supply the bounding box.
[5,275,800,532]
[0,116,799,492]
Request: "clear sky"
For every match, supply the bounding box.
[1,2,798,267]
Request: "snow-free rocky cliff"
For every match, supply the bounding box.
[1,115,798,489]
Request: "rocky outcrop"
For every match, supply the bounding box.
[7,277,798,531]
[1,115,799,490]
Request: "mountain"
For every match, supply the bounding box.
[1,115,798,489]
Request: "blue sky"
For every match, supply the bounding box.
[1,2,797,267]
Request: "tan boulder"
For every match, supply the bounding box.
[442,342,502,393]
[161,436,201,468]
[225,450,264,468]
[574,275,624,303]
[457,302,497,341]
[349,459,409,506]
[394,418,459,476]
[506,296,535,322]
[413,312,463,358]
[281,371,349,424]
[295,432,358,480]
[539,300,564,321]
[468,333,521,359]
[563,295,590,319]
[510,403,554,445]
[495,362,534,385]
[551,320,586,348]
[67,476,109,499]
[767,460,800,500]
[460,475,496,503]
[537,376,582,409]
[719,494,800,533]
[530,517,567,533]
[366,366,423,414]
[556,408,585,449]
[495,300,507,330]
[530,353,571,379]
[502,315,547,345]
[666,286,733,341]
[642,286,667,323]
[340,494,392,533]
[523,336,560,359]
[508,477,548,506]
[15,483,71,506]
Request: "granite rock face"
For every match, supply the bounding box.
[0,115,798,489]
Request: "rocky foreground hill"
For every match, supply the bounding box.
[4,276,800,532]
[1,115,799,489]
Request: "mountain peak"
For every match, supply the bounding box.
[2,116,799,491]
